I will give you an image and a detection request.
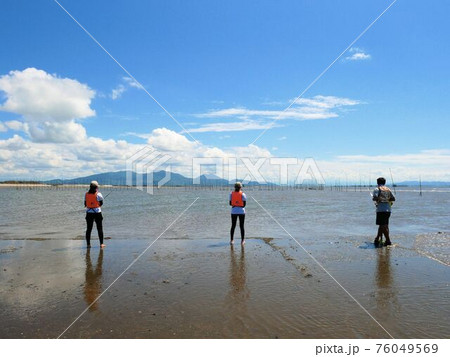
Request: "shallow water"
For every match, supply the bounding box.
[0,187,449,338]
[0,187,449,264]
[0,238,448,338]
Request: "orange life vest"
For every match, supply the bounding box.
[85,192,100,209]
[231,191,244,207]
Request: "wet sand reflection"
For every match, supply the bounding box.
[375,248,397,310]
[84,249,104,311]
[224,245,250,335]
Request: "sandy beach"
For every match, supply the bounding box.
[0,233,448,339]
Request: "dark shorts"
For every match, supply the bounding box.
[376,212,391,226]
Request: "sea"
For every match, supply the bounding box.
[0,186,449,259]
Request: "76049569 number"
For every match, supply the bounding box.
[376,344,438,354]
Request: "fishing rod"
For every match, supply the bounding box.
[103,188,114,199]
[389,168,397,195]
[367,186,377,206]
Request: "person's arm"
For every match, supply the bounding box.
[242,201,246,207]
[372,189,380,202]
[98,193,104,207]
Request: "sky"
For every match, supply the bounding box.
[0,0,449,183]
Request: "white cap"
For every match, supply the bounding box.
[90,180,99,187]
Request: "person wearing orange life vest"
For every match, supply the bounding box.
[84,180,105,248]
[229,182,247,245]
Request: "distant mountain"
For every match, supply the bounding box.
[196,174,229,186]
[42,170,278,187]
[45,170,192,186]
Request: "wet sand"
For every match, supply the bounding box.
[0,234,448,339]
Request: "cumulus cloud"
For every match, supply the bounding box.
[0,68,95,143]
[344,47,371,61]
[1,123,449,183]
[191,95,360,133]
[4,120,27,131]
[0,123,283,182]
[147,127,199,152]
[0,69,447,183]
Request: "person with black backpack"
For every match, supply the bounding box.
[373,177,396,246]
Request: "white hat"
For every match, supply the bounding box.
[90,180,99,187]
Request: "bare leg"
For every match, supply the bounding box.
[383,225,391,245]
[374,226,383,245]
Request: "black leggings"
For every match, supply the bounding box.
[86,213,104,245]
[230,214,245,241]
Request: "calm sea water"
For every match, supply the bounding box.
[1,186,449,338]
[0,186,449,260]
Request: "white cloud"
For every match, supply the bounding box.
[191,95,360,133]
[1,125,449,183]
[314,150,450,183]
[344,47,371,61]
[347,52,371,61]
[147,127,199,152]
[187,119,279,133]
[123,76,142,89]
[0,68,95,120]
[110,77,143,100]
[337,150,450,167]
[27,121,87,143]
[4,120,26,131]
[0,134,30,150]
[111,84,126,100]
[0,68,95,143]
[0,69,447,183]
[0,124,281,182]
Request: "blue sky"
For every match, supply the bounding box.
[0,0,449,182]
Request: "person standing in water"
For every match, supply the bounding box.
[84,180,105,248]
[373,177,395,246]
[229,182,246,245]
